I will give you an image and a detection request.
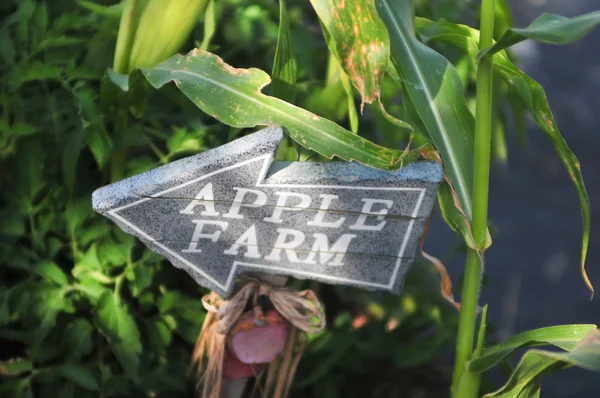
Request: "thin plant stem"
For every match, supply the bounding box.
[452,0,496,395]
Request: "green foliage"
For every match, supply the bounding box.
[271,0,297,103]
[138,50,420,169]
[0,1,459,396]
[376,0,477,244]
[479,11,600,59]
[310,0,389,107]
[416,16,593,295]
[469,324,597,374]
[2,0,600,396]
[482,329,600,397]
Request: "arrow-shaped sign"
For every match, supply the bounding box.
[93,127,442,297]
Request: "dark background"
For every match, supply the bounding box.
[431,0,600,396]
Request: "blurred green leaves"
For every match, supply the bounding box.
[0,3,212,396]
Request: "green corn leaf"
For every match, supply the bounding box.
[310,0,389,107]
[340,62,359,133]
[484,328,600,397]
[415,17,594,295]
[494,0,513,38]
[305,53,349,122]
[376,0,476,229]
[128,0,209,71]
[272,0,297,103]
[468,324,596,373]
[479,11,600,59]
[96,292,141,381]
[319,27,360,132]
[199,0,216,51]
[113,0,149,74]
[138,49,418,169]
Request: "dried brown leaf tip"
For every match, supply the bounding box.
[312,0,389,108]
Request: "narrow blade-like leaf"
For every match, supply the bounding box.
[199,0,216,51]
[376,0,476,222]
[339,65,359,132]
[272,0,297,103]
[468,324,596,373]
[484,329,600,397]
[140,49,418,168]
[416,17,594,295]
[494,0,513,38]
[479,11,600,59]
[113,0,149,73]
[310,0,389,107]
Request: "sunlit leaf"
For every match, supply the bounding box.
[484,329,600,397]
[376,0,476,235]
[468,324,597,373]
[272,0,297,103]
[479,11,600,59]
[310,0,389,107]
[138,49,418,169]
[415,17,593,295]
[35,261,68,286]
[199,0,216,51]
[127,0,209,71]
[113,0,149,73]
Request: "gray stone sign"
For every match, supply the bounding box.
[92,126,442,297]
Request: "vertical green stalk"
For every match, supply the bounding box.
[452,0,496,396]
[113,0,138,74]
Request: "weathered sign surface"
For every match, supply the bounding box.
[92,126,442,297]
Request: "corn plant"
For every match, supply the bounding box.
[1,0,600,397]
[112,0,600,396]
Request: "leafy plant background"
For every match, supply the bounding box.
[1,0,599,397]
